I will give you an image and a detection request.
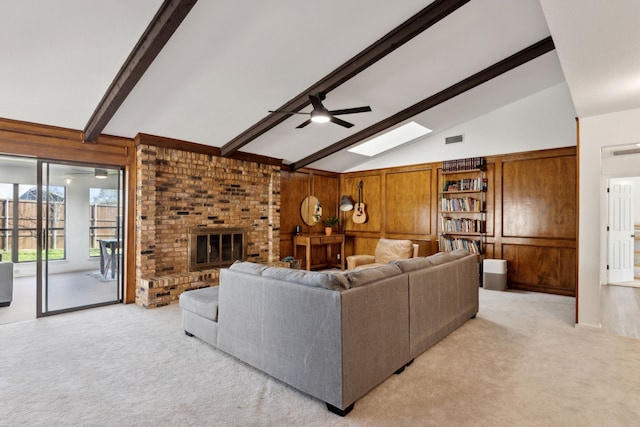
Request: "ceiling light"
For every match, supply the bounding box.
[95,169,108,179]
[348,121,432,157]
[310,110,330,123]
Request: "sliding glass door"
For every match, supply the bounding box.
[37,161,124,316]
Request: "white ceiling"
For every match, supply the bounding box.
[1,1,638,172]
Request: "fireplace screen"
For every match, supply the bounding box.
[189,227,246,271]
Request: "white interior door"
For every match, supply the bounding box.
[608,181,634,283]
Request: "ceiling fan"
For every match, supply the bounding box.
[269,93,371,129]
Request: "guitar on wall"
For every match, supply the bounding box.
[353,180,367,224]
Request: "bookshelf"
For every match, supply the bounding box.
[438,157,486,256]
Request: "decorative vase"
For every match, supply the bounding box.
[325,227,332,236]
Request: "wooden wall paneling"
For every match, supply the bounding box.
[279,170,309,258]
[503,244,576,296]
[490,159,503,259]
[384,169,431,235]
[279,169,340,265]
[502,155,576,239]
[289,147,577,298]
[342,174,382,234]
[483,243,495,260]
[352,237,380,258]
[312,173,340,264]
[313,173,339,231]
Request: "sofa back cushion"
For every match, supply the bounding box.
[374,239,415,264]
[449,249,471,259]
[262,267,349,291]
[343,264,402,288]
[229,261,268,275]
[426,252,454,266]
[391,256,432,273]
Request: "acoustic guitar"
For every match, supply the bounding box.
[353,180,367,224]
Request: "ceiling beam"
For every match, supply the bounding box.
[83,0,198,142]
[290,36,555,171]
[220,0,470,157]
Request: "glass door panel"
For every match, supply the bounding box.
[38,161,123,316]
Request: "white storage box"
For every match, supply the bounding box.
[483,259,507,291]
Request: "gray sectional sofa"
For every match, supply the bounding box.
[179,249,479,416]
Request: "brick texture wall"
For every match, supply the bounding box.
[135,144,281,307]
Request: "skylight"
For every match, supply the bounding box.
[348,122,432,157]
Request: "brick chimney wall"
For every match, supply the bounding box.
[135,144,281,307]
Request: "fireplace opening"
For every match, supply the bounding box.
[189,227,247,271]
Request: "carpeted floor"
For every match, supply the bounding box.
[1,289,639,426]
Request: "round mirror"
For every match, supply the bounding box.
[301,196,322,226]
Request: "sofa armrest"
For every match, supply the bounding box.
[347,255,375,270]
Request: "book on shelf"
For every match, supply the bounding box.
[438,235,482,254]
[442,177,483,192]
[441,157,485,173]
[440,217,486,233]
[440,196,483,212]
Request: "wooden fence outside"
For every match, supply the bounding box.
[0,199,120,252]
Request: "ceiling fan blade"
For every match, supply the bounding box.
[268,110,307,115]
[328,106,372,116]
[296,119,312,129]
[330,116,354,128]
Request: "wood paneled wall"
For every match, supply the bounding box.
[280,146,577,297]
[492,148,577,296]
[280,168,340,263]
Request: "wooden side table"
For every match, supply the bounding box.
[293,234,345,271]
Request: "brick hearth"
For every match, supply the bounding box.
[135,144,281,308]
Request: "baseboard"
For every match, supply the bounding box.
[574,322,602,332]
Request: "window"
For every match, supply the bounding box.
[0,183,66,262]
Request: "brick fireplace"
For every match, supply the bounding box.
[134,143,281,308]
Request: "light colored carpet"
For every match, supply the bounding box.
[1,289,639,426]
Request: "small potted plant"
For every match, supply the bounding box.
[323,214,339,235]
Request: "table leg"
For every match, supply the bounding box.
[110,247,117,278]
[305,244,311,271]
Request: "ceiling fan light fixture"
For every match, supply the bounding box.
[95,168,108,179]
[310,110,330,123]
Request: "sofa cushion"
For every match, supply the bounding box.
[374,239,415,264]
[426,252,454,266]
[229,261,268,275]
[449,249,471,259]
[179,286,219,321]
[391,256,432,273]
[344,264,402,288]
[262,267,349,291]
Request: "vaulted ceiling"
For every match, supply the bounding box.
[1,1,639,172]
